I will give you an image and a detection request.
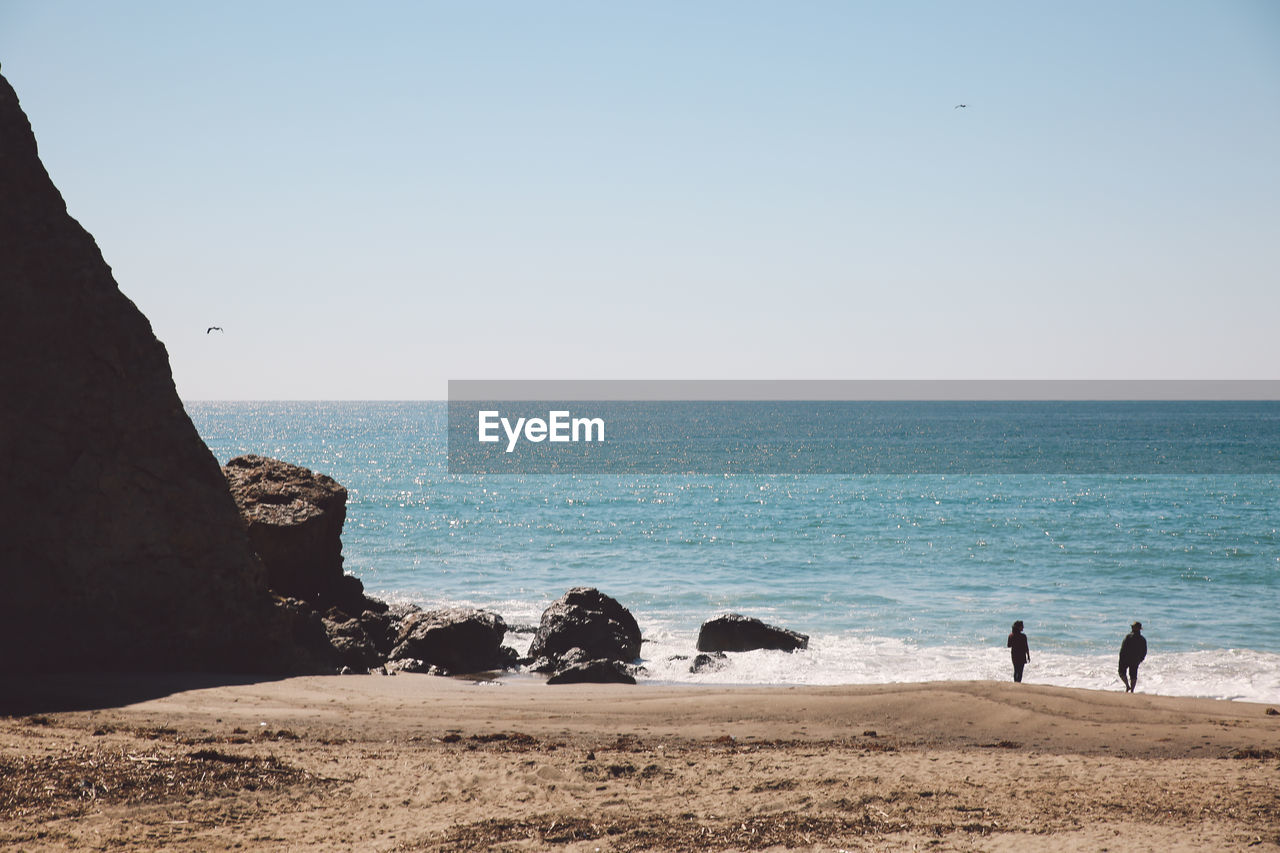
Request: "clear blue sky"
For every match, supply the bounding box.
[3,1,1278,399]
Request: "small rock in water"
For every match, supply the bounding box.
[696,613,808,653]
[690,652,728,674]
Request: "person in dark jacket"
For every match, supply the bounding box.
[1007,620,1030,683]
[1119,621,1147,692]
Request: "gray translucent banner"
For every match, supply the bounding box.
[450,379,1280,401]
[447,381,1280,474]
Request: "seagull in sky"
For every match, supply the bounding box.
[206,326,224,334]
[954,104,968,109]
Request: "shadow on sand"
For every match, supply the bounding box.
[0,672,295,717]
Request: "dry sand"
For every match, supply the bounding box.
[2,674,1278,851]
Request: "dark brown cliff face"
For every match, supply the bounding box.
[0,68,306,672]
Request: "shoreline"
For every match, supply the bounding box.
[8,673,1276,755]
[5,675,1279,849]
[499,621,1280,704]
[8,665,1278,714]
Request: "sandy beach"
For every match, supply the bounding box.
[3,675,1278,851]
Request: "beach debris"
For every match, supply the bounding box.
[696,613,809,653]
[1229,747,1280,759]
[0,743,319,821]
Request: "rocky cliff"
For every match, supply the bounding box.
[0,67,307,672]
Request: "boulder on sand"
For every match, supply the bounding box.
[389,607,516,675]
[527,587,642,670]
[696,614,809,653]
[547,657,636,685]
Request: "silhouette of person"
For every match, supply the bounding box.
[1119,621,1146,692]
[1007,620,1030,683]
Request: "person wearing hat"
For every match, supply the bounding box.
[1118,621,1147,692]
[1007,620,1031,683]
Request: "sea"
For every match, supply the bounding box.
[187,401,1280,703]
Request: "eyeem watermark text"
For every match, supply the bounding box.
[478,410,605,452]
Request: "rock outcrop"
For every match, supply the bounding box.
[218,456,521,678]
[689,651,729,673]
[528,587,642,670]
[323,615,384,672]
[0,68,310,672]
[546,657,636,685]
[696,614,809,653]
[388,607,517,675]
[222,455,382,616]
[526,588,642,684]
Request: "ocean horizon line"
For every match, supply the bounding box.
[183,378,1280,404]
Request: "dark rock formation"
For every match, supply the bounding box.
[527,588,642,669]
[540,647,642,684]
[353,605,414,659]
[696,614,809,653]
[388,607,516,675]
[223,455,383,616]
[218,456,441,675]
[323,616,383,672]
[546,658,637,685]
[690,652,729,674]
[0,69,311,672]
[219,454,523,678]
[276,598,345,670]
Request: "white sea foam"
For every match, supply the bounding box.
[378,590,1280,702]
[635,629,1280,704]
[372,590,1280,702]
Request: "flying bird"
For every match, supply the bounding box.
[954,104,968,109]
[206,326,223,334]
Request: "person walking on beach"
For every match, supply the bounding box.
[1007,620,1030,683]
[1119,621,1147,692]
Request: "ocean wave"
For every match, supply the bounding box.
[635,630,1280,703]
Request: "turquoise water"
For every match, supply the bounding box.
[187,401,1280,701]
